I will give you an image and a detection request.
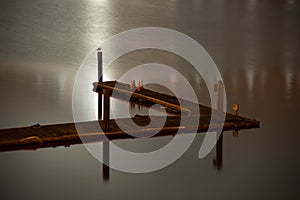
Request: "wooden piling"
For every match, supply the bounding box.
[97,48,103,120]
[97,49,110,181]
[216,80,224,120]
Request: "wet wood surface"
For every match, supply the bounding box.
[0,81,259,152]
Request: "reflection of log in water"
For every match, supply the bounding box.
[213,132,223,171]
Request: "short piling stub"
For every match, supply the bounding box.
[232,104,239,116]
[216,80,225,121]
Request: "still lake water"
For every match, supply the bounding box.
[0,0,300,199]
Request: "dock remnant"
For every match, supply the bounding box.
[0,81,259,152]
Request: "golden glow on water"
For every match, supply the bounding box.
[245,64,255,99]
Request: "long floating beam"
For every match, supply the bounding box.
[0,115,259,152]
[0,81,259,152]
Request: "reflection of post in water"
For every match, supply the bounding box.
[213,132,223,170]
[102,88,110,182]
[98,48,110,182]
[103,140,110,181]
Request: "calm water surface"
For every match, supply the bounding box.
[0,0,300,199]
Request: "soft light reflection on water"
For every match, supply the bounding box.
[0,0,300,199]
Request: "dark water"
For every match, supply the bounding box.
[0,0,300,199]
